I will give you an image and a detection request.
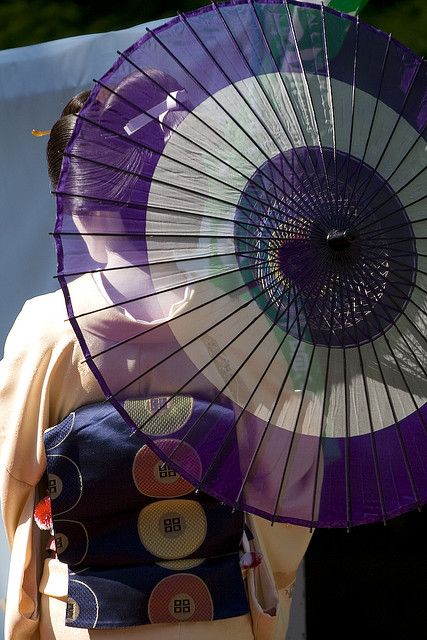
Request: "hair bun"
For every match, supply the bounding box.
[47,90,90,189]
[61,90,91,118]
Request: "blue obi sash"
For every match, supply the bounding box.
[44,396,249,629]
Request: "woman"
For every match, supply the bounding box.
[0,86,312,639]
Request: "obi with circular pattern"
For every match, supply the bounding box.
[44,396,248,629]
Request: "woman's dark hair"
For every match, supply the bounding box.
[47,90,90,189]
[51,70,188,216]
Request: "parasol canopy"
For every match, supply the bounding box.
[54,0,427,528]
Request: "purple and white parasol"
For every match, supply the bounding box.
[54,0,427,528]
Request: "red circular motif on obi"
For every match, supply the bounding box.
[148,573,213,623]
[133,440,201,497]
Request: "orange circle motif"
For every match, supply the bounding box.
[148,574,213,623]
[132,441,200,498]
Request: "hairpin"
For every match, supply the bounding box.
[31,129,51,137]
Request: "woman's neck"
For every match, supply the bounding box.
[101,249,185,322]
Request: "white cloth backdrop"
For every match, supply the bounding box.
[0,22,305,638]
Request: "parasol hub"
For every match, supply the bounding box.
[326,229,356,251]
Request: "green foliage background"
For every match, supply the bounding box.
[0,0,425,55]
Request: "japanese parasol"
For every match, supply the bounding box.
[54,0,427,528]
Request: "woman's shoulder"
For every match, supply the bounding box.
[20,288,66,316]
[7,289,74,351]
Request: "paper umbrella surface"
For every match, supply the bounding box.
[54,0,427,528]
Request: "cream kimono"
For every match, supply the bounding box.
[0,286,312,640]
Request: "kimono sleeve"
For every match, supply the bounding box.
[0,295,88,640]
[245,513,313,640]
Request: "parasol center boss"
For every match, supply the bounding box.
[234,147,416,348]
